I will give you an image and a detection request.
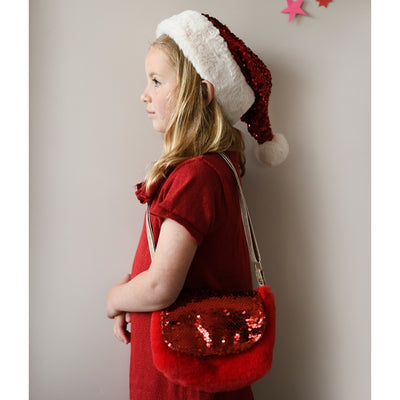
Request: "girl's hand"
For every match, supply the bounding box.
[106,273,131,319]
[113,313,131,344]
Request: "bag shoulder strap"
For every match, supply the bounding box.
[217,152,266,287]
[146,152,266,287]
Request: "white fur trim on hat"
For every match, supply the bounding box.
[156,10,255,125]
[255,133,289,167]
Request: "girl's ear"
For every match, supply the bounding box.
[201,80,214,107]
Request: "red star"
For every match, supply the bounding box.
[316,0,332,7]
[281,0,307,23]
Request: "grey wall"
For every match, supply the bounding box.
[30,1,370,399]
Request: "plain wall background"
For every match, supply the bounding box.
[30,1,370,399]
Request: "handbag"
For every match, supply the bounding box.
[147,152,276,392]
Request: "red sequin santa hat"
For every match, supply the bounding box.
[156,10,289,166]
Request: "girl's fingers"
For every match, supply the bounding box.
[113,314,131,344]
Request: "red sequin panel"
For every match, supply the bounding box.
[160,291,267,356]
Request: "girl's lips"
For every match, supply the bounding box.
[146,110,155,117]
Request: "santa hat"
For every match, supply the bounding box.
[156,10,289,166]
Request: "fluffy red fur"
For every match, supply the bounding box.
[150,285,276,392]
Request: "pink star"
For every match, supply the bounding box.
[281,0,307,22]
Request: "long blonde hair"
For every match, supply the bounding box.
[145,34,245,191]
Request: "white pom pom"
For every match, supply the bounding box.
[255,133,289,167]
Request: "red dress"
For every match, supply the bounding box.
[129,152,254,400]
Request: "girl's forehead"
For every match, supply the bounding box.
[145,47,173,70]
[144,47,178,86]
[146,46,168,63]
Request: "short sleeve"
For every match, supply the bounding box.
[150,157,222,245]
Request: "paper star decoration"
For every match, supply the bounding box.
[281,0,307,23]
[316,0,333,7]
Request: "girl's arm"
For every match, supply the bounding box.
[106,218,197,318]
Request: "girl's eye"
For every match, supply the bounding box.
[152,78,161,87]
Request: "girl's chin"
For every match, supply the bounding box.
[152,123,167,134]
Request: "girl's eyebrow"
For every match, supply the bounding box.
[147,71,163,78]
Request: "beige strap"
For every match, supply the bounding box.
[217,153,266,286]
[146,152,266,287]
[146,202,155,259]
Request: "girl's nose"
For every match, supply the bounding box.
[140,89,150,103]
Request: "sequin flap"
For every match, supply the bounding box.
[160,291,267,356]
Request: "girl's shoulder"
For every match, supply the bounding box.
[150,152,239,204]
[171,152,238,182]
[136,153,237,204]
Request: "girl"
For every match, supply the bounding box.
[106,10,288,400]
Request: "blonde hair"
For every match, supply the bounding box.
[145,34,245,191]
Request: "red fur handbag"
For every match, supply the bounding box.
[147,153,276,392]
